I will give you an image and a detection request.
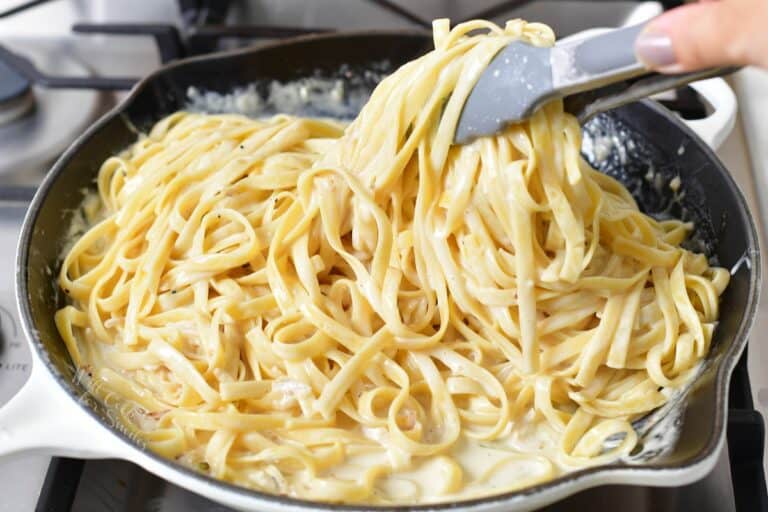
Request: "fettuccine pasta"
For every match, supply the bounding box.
[56,19,729,504]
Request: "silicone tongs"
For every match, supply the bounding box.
[454,21,734,144]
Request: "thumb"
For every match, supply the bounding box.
[634,2,753,72]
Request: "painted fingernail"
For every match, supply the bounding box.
[635,29,677,69]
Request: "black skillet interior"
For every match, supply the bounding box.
[21,31,759,506]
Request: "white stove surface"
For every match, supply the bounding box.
[0,198,50,512]
[731,67,768,477]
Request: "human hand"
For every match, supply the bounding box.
[634,0,768,72]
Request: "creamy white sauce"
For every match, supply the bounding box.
[324,420,564,504]
[185,62,389,120]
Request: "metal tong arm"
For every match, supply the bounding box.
[553,23,648,94]
[564,66,737,123]
[551,22,736,122]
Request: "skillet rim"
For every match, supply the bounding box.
[15,29,762,511]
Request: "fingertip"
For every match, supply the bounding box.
[635,30,677,71]
[637,3,745,72]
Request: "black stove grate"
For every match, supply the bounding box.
[728,347,768,512]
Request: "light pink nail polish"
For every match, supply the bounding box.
[635,30,677,69]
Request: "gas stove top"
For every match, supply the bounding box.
[0,1,766,511]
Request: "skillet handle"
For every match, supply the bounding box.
[684,78,737,150]
[0,352,130,459]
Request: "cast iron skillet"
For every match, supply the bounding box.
[7,31,761,511]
